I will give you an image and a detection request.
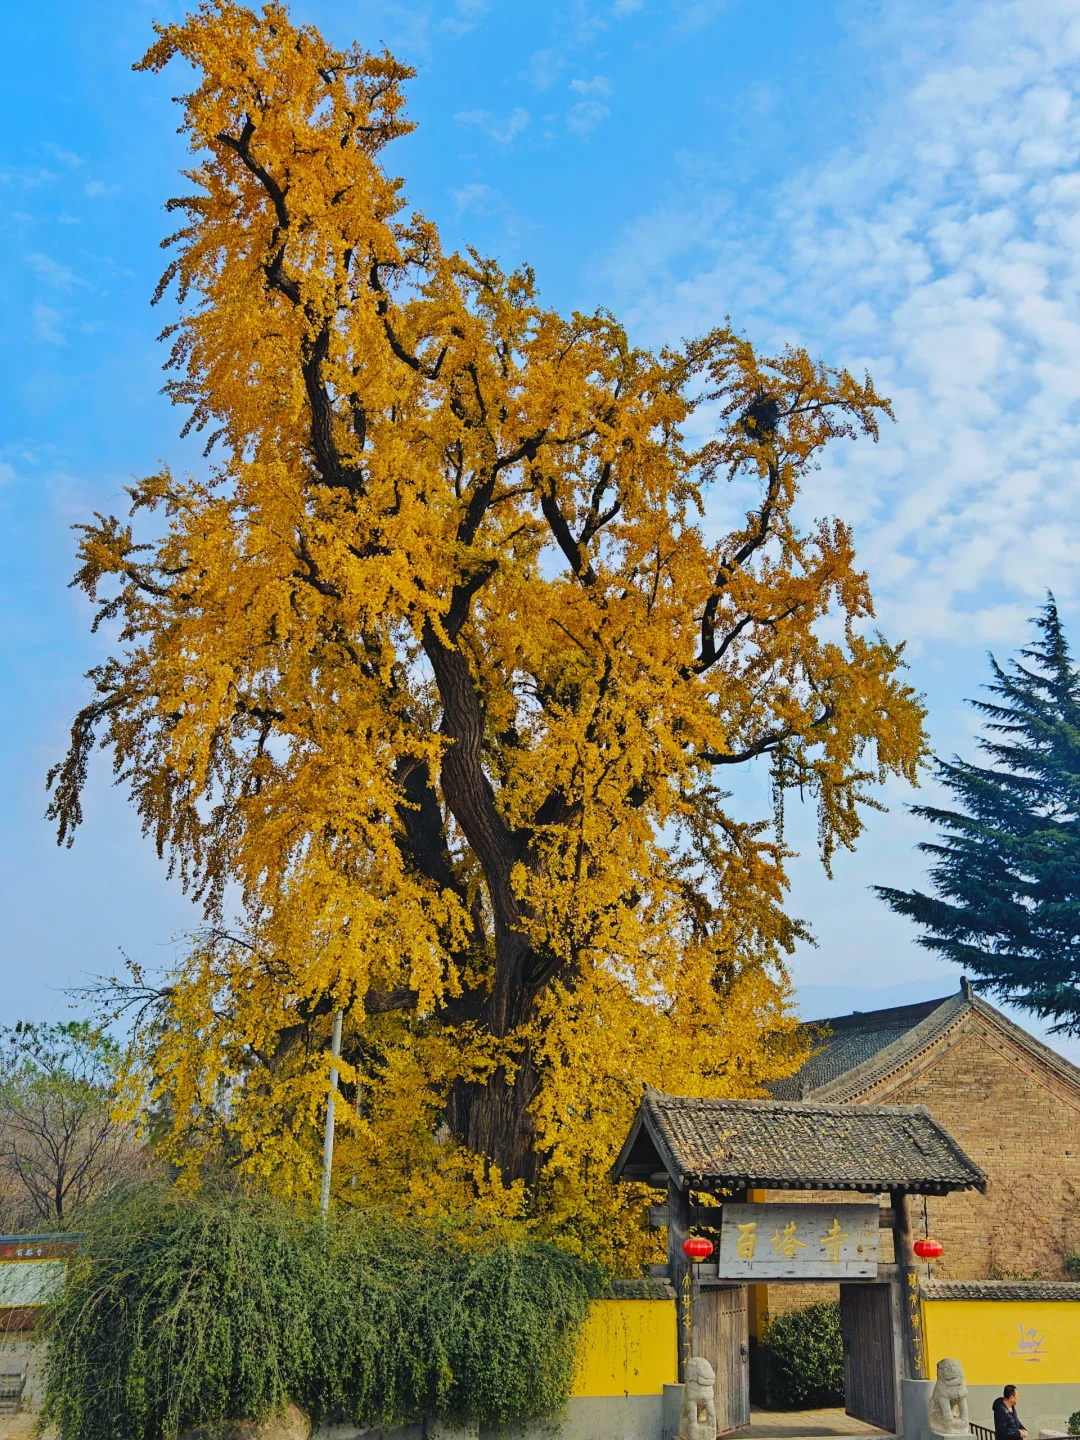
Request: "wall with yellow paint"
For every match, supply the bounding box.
[571,1299,678,1398]
[923,1300,1080,1385]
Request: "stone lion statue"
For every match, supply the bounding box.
[679,1356,717,1440]
[928,1357,969,1436]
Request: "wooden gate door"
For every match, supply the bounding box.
[839,1283,896,1433]
[695,1286,749,1434]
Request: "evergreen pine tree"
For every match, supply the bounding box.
[875,598,1080,1032]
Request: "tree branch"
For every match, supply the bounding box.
[691,459,782,676]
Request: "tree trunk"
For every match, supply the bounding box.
[421,626,551,1186]
[447,1051,542,1187]
[445,922,544,1186]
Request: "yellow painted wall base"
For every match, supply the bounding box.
[571,1299,678,1398]
[923,1300,1080,1385]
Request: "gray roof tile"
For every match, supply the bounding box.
[770,987,1080,1105]
[613,1090,986,1194]
[769,998,951,1099]
[922,1280,1080,1301]
[608,1277,677,1299]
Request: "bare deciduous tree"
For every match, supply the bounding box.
[0,1022,144,1228]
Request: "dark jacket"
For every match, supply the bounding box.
[994,1397,1023,1440]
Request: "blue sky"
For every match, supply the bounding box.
[3,0,1080,1053]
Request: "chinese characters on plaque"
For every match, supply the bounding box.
[718,1203,880,1278]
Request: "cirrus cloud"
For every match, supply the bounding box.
[455,105,530,146]
[603,0,1080,652]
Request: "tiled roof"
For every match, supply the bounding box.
[612,1090,986,1195]
[922,1280,1080,1301]
[608,1277,676,1300]
[769,997,953,1099]
[769,984,1080,1105]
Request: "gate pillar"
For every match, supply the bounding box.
[667,1176,692,1381]
[890,1189,926,1381]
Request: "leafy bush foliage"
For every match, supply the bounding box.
[1068,1410,1080,1435]
[762,1302,845,1409]
[39,1185,606,1440]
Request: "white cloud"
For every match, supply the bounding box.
[0,166,55,189]
[525,48,565,91]
[567,76,612,137]
[0,461,15,486]
[455,106,530,146]
[570,75,612,97]
[671,0,730,31]
[567,101,611,137]
[441,0,487,35]
[84,180,119,198]
[25,253,89,292]
[612,0,644,14]
[450,182,498,217]
[43,143,82,168]
[602,0,1080,650]
[355,1,431,62]
[32,304,65,345]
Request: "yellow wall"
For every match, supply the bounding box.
[923,1300,1080,1385]
[571,1299,678,1398]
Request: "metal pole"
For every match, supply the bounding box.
[319,1009,343,1218]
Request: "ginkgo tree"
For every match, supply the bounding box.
[49,0,927,1256]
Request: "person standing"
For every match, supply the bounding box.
[994,1386,1027,1440]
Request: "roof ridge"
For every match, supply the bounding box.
[808,993,968,1102]
[967,993,1080,1095]
[800,994,954,1030]
[649,1090,940,1118]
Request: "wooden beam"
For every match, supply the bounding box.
[649,1204,727,1229]
[647,1263,900,1285]
[651,1203,894,1229]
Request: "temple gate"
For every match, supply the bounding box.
[612,1089,987,1437]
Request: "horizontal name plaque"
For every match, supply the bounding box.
[716,1202,880,1279]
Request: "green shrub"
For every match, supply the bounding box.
[762,1302,845,1409]
[38,1185,606,1440]
[1065,1255,1080,1280]
[1068,1410,1080,1435]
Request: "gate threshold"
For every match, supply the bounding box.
[738,1405,893,1440]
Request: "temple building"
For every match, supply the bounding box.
[762,978,1080,1306]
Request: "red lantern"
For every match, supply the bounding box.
[683,1237,714,1261]
[913,1238,944,1260]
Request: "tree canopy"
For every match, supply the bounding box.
[877,599,1080,1034]
[49,0,926,1260]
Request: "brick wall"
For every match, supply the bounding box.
[762,1281,839,1318]
[860,1011,1080,1280]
